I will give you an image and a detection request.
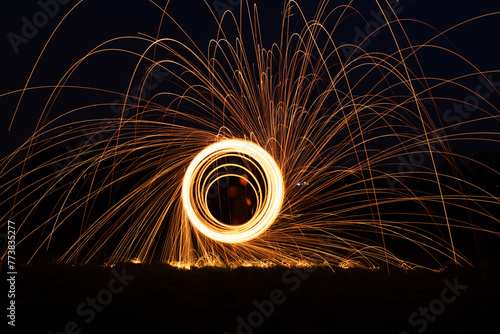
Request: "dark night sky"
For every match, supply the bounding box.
[1,0,499,160]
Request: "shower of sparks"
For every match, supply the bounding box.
[0,1,499,271]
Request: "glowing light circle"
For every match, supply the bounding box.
[182,139,284,243]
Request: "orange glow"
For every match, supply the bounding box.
[0,1,499,272]
[182,139,284,243]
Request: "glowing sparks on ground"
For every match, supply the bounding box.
[129,258,142,264]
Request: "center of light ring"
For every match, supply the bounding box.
[182,139,284,243]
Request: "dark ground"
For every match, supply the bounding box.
[2,257,499,334]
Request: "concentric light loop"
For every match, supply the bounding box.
[182,139,284,243]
